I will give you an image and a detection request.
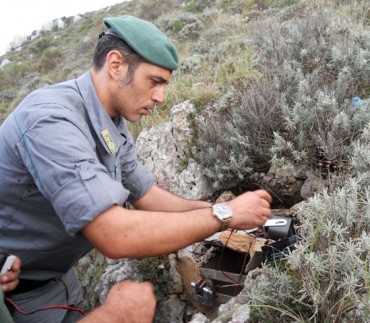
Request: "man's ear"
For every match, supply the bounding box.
[106,50,128,80]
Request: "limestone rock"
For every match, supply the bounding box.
[189,312,210,323]
[95,259,143,304]
[300,172,327,199]
[155,295,187,323]
[136,101,210,200]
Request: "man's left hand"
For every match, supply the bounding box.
[0,256,21,292]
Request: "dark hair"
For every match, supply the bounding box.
[93,33,146,84]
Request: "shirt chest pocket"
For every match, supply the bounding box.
[100,137,132,182]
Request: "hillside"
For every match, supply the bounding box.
[1,0,370,321]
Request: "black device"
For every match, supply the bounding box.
[262,216,299,265]
[264,216,294,241]
[262,235,300,264]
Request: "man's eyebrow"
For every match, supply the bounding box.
[152,76,170,85]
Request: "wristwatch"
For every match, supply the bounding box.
[211,203,232,232]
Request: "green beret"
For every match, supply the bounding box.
[103,15,178,71]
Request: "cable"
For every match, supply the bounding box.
[5,296,86,316]
[217,230,257,296]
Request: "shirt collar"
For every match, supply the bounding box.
[75,71,128,154]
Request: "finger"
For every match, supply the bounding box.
[259,198,271,209]
[262,207,272,218]
[2,279,19,292]
[254,189,273,203]
[0,257,21,282]
[2,270,17,282]
[252,205,272,219]
[11,257,21,272]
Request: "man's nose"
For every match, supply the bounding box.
[152,85,165,104]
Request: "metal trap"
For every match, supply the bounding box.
[191,216,298,307]
[191,247,248,307]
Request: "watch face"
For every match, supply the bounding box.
[213,203,232,220]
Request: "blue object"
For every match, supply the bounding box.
[352,96,362,106]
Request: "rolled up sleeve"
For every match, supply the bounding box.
[123,161,154,202]
[52,161,128,234]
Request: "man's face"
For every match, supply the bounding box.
[113,62,171,122]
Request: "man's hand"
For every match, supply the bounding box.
[79,280,156,323]
[227,189,272,230]
[83,188,271,259]
[0,256,21,292]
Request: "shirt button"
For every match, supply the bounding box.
[81,164,89,171]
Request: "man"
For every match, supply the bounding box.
[0,257,156,322]
[0,15,272,322]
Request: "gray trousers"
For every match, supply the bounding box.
[8,268,84,323]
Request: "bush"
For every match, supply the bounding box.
[75,249,107,311]
[38,48,64,74]
[28,36,55,55]
[136,0,177,21]
[196,4,370,190]
[137,256,172,303]
[245,176,370,322]
[0,62,31,94]
[170,19,183,32]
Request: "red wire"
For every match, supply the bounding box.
[5,296,86,316]
[218,230,256,295]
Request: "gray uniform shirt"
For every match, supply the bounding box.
[0,71,154,280]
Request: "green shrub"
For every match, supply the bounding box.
[0,62,31,95]
[75,249,107,311]
[136,0,177,21]
[196,4,370,190]
[193,0,215,12]
[170,19,183,32]
[178,21,202,41]
[1,62,29,77]
[137,256,172,303]
[28,36,55,55]
[245,176,370,322]
[38,48,64,74]
[350,122,370,175]
[185,0,197,12]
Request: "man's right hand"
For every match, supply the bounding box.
[79,280,156,323]
[227,189,272,230]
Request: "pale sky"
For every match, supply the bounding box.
[0,0,126,55]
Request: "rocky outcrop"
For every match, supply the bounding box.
[136,101,211,200]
